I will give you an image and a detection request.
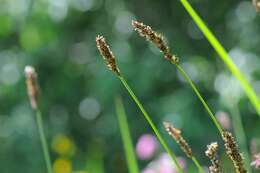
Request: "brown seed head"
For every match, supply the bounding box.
[222,131,247,173]
[205,142,222,173]
[132,20,178,63]
[206,142,218,159]
[96,35,120,75]
[252,0,260,12]
[164,122,193,158]
[24,66,39,110]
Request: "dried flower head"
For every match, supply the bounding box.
[205,142,222,173]
[96,35,120,75]
[24,66,39,110]
[253,0,260,12]
[163,122,193,158]
[222,131,247,173]
[132,20,178,63]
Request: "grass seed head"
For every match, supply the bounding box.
[96,35,120,75]
[24,65,39,110]
[132,20,178,63]
[205,142,222,173]
[222,131,247,173]
[164,122,193,158]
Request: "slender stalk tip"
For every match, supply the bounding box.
[222,131,247,173]
[205,142,222,173]
[24,65,39,110]
[132,20,178,63]
[96,35,120,75]
[163,122,193,158]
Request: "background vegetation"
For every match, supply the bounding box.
[0,0,259,172]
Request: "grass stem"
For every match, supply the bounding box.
[174,63,223,135]
[118,75,185,173]
[192,157,205,173]
[35,109,53,173]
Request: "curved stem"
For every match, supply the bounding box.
[118,75,185,173]
[35,109,53,173]
[174,63,223,135]
[192,157,205,173]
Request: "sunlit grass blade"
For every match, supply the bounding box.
[115,96,139,173]
[178,0,260,117]
[118,76,185,173]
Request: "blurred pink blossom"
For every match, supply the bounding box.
[142,169,156,173]
[158,153,186,173]
[251,153,260,169]
[136,134,158,160]
[216,111,231,130]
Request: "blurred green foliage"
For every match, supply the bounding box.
[0,0,260,173]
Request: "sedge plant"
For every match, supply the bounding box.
[25,66,53,173]
[115,96,139,173]
[177,0,260,117]
[132,20,248,173]
[96,35,185,173]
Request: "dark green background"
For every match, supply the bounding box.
[0,0,259,172]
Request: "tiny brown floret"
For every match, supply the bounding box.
[132,20,178,63]
[164,122,193,158]
[222,131,247,173]
[25,66,39,110]
[205,142,222,173]
[96,35,120,75]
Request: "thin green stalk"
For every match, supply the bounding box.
[192,157,205,173]
[35,109,53,173]
[229,105,252,173]
[174,63,223,135]
[118,75,185,173]
[178,0,260,117]
[115,96,139,173]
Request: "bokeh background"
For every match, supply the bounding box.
[0,0,260,172]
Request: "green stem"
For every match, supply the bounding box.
[35,109,53,173]
[118,75,185,173]
[178,0,260,117]
[192,157,205,173]
[229,105,252,173]
[115,96,139,173]
[175,63,223,135]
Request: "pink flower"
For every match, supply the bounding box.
[251,153,260,169]
[142,169,156,173]
[136,134,158,160]
[158,153,186,173]
[216,111,231,130]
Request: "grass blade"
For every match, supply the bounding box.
[178,0,260,117]
[115,96,139,173]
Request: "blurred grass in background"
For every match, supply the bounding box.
[0,0,260,172]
